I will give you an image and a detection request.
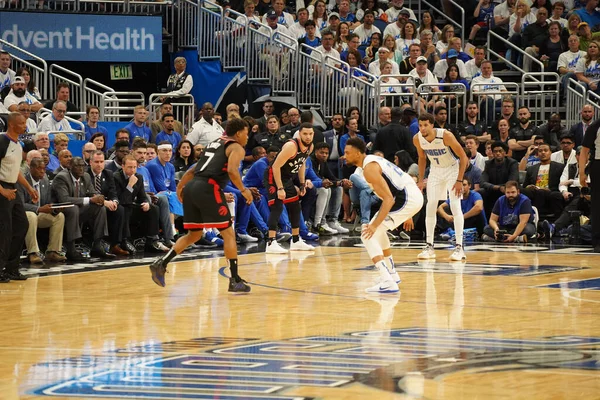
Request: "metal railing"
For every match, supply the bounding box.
[247,22,273,83]
[0,38,48,98]
[270,31,297,96]
[83,78,116,119]
[46,130,86,141]
[351,69,378,128]
[320,58,352,120]
[487,30,544,76]
[420,83,467,126]
[2,0,173,13]
[520,72,560,126]
[148,93,195,134]
[198,0,223,60]
[586,91,600,118]
[470,81,520,122]
[37,107,85,132]
[566,79,586,129]
[419,0,465,44]
[178,0,201,49]
[295,46,324,109]
[101,92,145,121]
[220,9,249,70]
[376,75,414,108]
[49,64,84,114]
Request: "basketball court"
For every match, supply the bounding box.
[2,238,599,399]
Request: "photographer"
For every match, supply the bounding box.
[482,180,536,243]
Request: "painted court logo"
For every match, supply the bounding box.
[32,329,600,398]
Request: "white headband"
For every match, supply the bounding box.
[157,144,172,150]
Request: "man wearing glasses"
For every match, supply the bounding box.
[16,102,37,136]
[38,101,71,133]
[551,134,577,165]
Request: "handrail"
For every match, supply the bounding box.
[198,0,224,60]
[566,78,586,129]
[83,78,116,120]
[0,38,48,97]
[49,64,85,112]
[418,0,465,44]
[487,30,544,78]
[148,93,195,133]
[37,107,85,132]
[101,91,145,121]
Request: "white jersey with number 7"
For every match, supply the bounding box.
[417,128,459,169]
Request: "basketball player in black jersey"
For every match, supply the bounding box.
[149,118,254,292]
[264,123,315,253]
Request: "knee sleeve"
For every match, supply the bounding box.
[285,200,301,229]
[373,225,390,250]
[268,200,283,231]
[361,231,384,260]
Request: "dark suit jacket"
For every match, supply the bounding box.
[568,122,586,148]
[524,161,565,192]
[51,170,97,205]
[481,157,519,190]
[87,169,119,202]
[104,160,122,173]
[53,165,67,176]
[113,169,150,205]
[373,121,417,162]
[18,173,52,213]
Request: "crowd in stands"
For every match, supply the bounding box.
[0,0,598,264]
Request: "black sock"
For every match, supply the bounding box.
[163,248,177,263]
[292,235,300,243]
[268,237,275,244]
[229,258,239,280]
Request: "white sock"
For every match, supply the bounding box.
[449,197,464,247]
[388,256,396,273]
[375,260,393,281]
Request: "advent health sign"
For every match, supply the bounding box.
[0,12,162,62]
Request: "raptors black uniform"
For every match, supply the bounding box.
[264,138,311,205]
[183,136,235,231]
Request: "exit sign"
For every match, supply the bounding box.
[110,64,133,80]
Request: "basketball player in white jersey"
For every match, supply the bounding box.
[344,137,424,293]
[413,112,469,261]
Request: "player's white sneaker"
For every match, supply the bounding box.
[417,244,436,259]
[329,220,349,234]
[450,244,466,261]
[365,279,399,294]
[289,238,315,251]
[266,241,288,254]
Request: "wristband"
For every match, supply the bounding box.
[456,179,463,183]
[277,187,284,191]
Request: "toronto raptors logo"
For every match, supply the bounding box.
[269,186,276,194]
[218,206,228,216]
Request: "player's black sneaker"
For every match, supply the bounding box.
[228,277,251,293]
[149,258,168,287]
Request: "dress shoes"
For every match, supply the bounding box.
[146,240,169,253]
[45,251,67,263]
[110,244,130,256]
[28,253,45,265]
[122,240,137,255]
[0,271,10,283]
[5,270,28,281]
[91,246,117,259]
[67,251,88,262]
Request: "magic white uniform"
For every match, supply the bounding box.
[417,128,460,201]
[362,155,423,229]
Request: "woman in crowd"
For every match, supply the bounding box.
[496,118,513,157]
[173,140,194,172]
[379,61,402,105]
[279,109,290,126]
[567,13,581,36]
[396,20,420,58]
[575,40,600,93]
[310,0,329,31]
[377,34,403,65]
[355,0,385,21]
[335,22,351,52]
[436,24,456,55]
[90,132,107,156]
[394,150,419,176]
[419,11,441,43]
[526,21,568,72]
[364,32,382,64]
[439,64,469,113]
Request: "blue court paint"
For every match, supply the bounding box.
[538,277,600,290]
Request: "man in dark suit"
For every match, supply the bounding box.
[373,107,417,162]
[113,155,168,253]
[522,143,566,219]
[18,158,68,264]
[480,141,520,217]
[105,141,130,173]
[88,150,128,256]
[568,104,594,148]
[51,157,116,261]
[322,112,345,178]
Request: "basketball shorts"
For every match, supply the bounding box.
[426,164,461,201]
[264,168,299,206]
[182,178,232,231]
[371,185,424,230]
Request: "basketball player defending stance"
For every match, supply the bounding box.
[413,113,469,261]
[264,123,315,253]
[344,138,424,293]
[149,118,254,292]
